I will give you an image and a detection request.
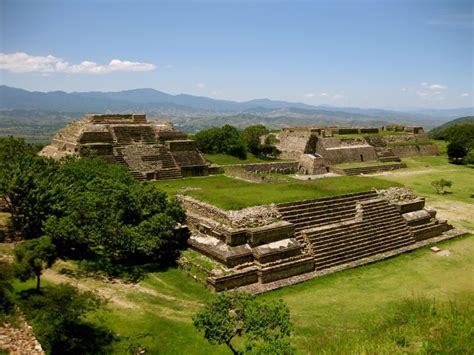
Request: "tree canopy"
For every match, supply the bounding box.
[1,137,187,279]
[195,125,247,159]
[193,292,295,354]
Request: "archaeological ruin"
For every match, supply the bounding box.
[40,114,213,180]
[264,125,438,175]
[182,187,460,293]
[40,116,461,293]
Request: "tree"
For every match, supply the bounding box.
[195,125,247,159]
[0,137,61,239]
[14,236,57,292]
[431,179,452,194]
[242,125,270,156]
[0,260,15,320]
[193,292,294,354]
[442,124,474,164]
[447,141,468,163]
[43,157,187,278]
[17,284,116,354]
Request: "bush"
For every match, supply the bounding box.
[0,260,15,322]
[431,179,452,194]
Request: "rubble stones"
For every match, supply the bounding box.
[377,187,418,202]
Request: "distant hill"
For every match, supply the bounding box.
[1,85,473,141]
[429,116,474,139]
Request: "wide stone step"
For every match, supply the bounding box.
[314,238,414,270]
[283,207,356,225]
[308,219,409,246]
[312,228,412,259]
[280,201,358,219]
[277,191,378,211]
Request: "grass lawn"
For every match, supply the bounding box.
[377,155,474,230]
[8,234,473,354]
[154,174,401,210]
[203,153,284,166]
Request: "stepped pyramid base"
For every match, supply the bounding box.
[181,190,459,293]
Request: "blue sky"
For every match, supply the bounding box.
[0,0,472,108]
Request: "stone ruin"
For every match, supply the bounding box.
[181,188,460,293]
[264,125,438,175]
[40,114,214,180]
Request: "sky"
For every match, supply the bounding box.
[0,0,472,109]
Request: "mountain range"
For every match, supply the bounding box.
[1,85,473,136]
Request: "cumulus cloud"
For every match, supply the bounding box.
[461,92,470,97]
[303,93,316,98]
[0,52,156,74]
[196,83,206,88]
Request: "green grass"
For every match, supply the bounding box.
[204,153,282,166]
[155,174,401,210]
[9,235,474,354]
[377,154,474,230]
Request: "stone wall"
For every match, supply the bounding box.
[391,144,438,157]
[317,144,378,165]
[298,154,329,174]
[223,166,289,183]
[229,161,299,174]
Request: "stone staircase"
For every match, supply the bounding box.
[113,147,145,181]
[302,199,415,270]
[402,209,453,241]
[111,126,156,145]
[338,163,407,176]
[278,191,379,234]
[375,147,401,163]
[154,146,182,180]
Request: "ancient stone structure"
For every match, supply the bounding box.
[265,125,438,175]
[40,114,212,180]
[181,188,455,292]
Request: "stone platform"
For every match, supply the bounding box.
[181,188,457,293]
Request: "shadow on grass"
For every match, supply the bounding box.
[16,286,117,355]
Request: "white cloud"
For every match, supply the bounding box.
[332,94,345,100]
[401,87,408,92]
[196,83,206,89]
[416,82,447,100]
[0,52,156,74]
[461,92,470,97]
[319,93,329,97]
[428,84,447,90]
[303,93,316,98]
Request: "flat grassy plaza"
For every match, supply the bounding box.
[155,174,401,210]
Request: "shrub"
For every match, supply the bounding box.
[431,179,452,194]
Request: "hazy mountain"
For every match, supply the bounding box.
[429,116,474,137]
[1,85,472,138]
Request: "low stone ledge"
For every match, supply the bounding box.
[207,267,259,292]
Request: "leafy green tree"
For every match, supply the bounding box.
[0,260,15,320]
[193,292,294,354]
[43,158,186,277]
[242,125,270,155]
[0,137,60,239]
[14,236,57,292]
[447,141,468,163]
[17,284,116,354]
[195,125,247,159]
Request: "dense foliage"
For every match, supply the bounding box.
[194,124,280,161]
[430,124,474,164]
[14,236,57,291]
[0,137,187,278]
[193,292,295,354]
[17,284,116,354]
[242,125,281,159]
[195,125,247,159]
[0,260,15,322]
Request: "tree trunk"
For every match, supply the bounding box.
[226,339,238,355]
[36,273,41,292]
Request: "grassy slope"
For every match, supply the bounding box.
[8,235,474,354]
[376,152,474,230]
[155,174,401,210]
